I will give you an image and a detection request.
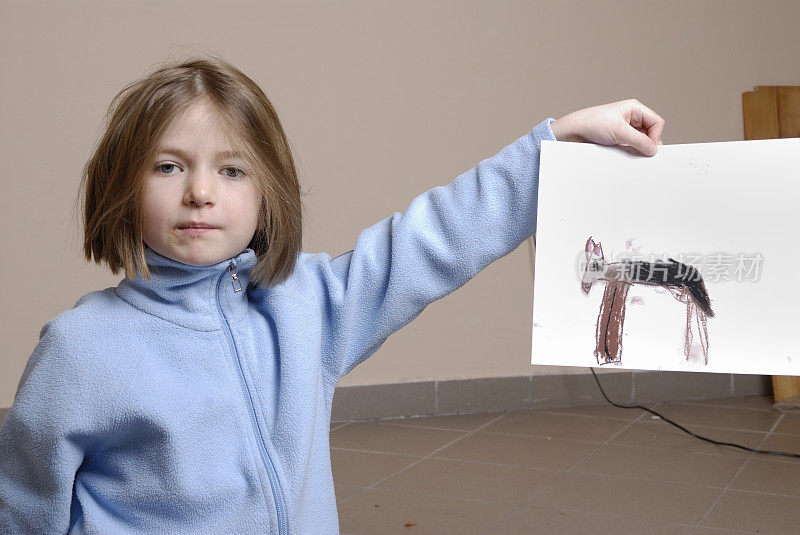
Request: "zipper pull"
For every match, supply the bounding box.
[228,263,243,293]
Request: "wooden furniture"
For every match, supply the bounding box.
[742,86,800,403]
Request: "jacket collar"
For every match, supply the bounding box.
[115,247,258,331]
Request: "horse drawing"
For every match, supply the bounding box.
[581,236,715,366]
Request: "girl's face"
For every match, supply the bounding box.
[142,101,262,266]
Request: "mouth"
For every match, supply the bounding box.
[175,221,218,237]
[177,227,216,237]
[177,222,218,230]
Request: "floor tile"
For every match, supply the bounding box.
[573,443,745,487]
[330,449,419,487]
[652,402,781,432]
[673,396,775,411]
[483,410,629,442]
[329,401,797,533]
[773,413,800,435]
[730,458,800,496]
[486,506,692,535]
[330,422,466,456]
[701,489,800,533]
[433,431,597,471]
[690,528,753,534]
[334,484,364,504]
[611,421,765,458]
[540,404,646,422]
[757,432,800,463]
[379,411,503,431]
[337,488,515,535]
[529,472,720,524]
[374,457,560,505]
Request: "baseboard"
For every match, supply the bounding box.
[331,371,772,422]
[0,373,772,428]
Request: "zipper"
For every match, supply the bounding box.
[217,258,288,535]
[228,263,243,292]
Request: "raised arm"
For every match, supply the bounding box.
[319,118,556,381]
[318,99,665,381]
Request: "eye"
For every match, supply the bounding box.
[155,163,180,175]
[222,166,246,179]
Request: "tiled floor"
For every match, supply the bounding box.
[330,396,800,535]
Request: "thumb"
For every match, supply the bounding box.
[621,123,658,156]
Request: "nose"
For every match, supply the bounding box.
[183,170,216,207]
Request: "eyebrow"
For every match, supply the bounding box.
[157,147,244,160]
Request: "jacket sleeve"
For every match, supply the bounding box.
[321,118,556,380]
[0,320,103,534]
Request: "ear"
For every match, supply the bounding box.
[585,236,595,253]
[594,242,604,259]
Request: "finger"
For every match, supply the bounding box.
[621,123,658,156]
[626,101,665,146]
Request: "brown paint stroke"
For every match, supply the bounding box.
[595,280,631,365]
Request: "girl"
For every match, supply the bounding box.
[0,55,663,534]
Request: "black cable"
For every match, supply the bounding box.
[590,368,800,459]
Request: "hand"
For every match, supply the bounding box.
[550,99,665,157]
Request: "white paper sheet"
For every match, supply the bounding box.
[531,138,800,375]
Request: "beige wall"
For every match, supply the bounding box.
[2,0,799,406]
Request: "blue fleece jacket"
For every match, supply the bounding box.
[0,118,555,534]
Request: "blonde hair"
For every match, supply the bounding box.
[77,54,304,289]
